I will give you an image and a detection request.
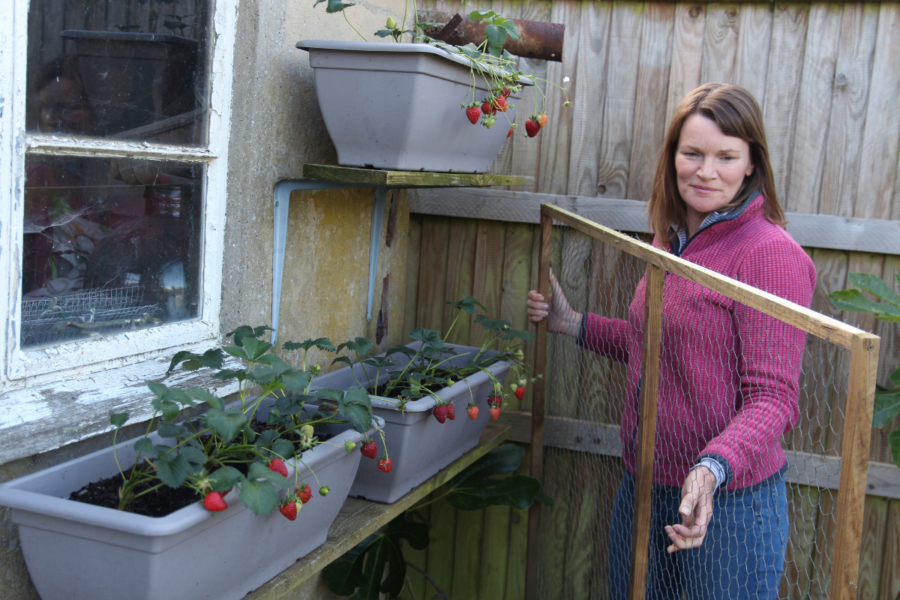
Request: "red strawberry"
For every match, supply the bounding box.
[203,491,228,512]
[515,386,526,400]
[361,441,377,459]
[501,87,511,98]
[378,458,393,473]
[433,405,449,424]
[507,127,514,138]
[537,113,548,127]
[299,485,312,504]
[279,500,300,521]
[488,395,503,409]
[525,119,541,138]
[447,404,456,420]
[490,406,501,421]
[493,96,508,112]
[481,101,495,116]
[465,106,481,124]
[267,458,288,477]
[467,405,479,420]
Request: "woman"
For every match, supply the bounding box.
[526,83,815,599]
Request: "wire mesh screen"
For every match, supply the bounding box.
[533,212,869,600]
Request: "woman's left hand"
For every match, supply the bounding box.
[665,466,717,553]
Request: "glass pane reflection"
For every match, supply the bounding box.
[27,0,211,145]
[22,155,203,348]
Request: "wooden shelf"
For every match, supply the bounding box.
[302,164,534,188]
[243,422,512,599]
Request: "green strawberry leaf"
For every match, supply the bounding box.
[890,367,900,388]
[226,325,274,347]
[499,18,519,40]
[134,437,158,456]
[847,273,900,308]
[248,461,290,488]
[238,479,279,516]
[157,422,189,439]
[110,412,129,428]
[211,369,246,382]
[152,398,181,422]
[408,328,443,349]
[447,296,487,315]
[282,370,312,394]
[447,474,541,511]
[167,348,224,373]
[223,346,249,360]
[208,466,243,492]
[147,381,169,399]
[283,337,336,352]
[186,388,224,410]
[241,337,272,360]
[206,407,248,441]
[873,388,900,429]
[154,451,190,488]
[338,387,374,434]
[177,445,208,472]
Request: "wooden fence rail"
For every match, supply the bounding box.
[529,204,881,600]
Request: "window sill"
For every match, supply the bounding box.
[0,352,241,466]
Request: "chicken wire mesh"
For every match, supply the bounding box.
[533,218,860,600]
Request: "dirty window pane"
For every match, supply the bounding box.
[21,155,203,348]
[27,0,212,146]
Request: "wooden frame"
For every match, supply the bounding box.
[526,204,880,600]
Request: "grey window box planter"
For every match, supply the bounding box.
[296,40,533,173]
[311,342,510,503]
[0,399,382,600]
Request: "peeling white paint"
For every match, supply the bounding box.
[0,390,51,430]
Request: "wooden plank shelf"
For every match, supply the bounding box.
[302,164,535,188]
[243,422,512,600]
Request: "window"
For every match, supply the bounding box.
[2,0,236,385]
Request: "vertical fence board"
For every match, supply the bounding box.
[536,0,581,194]
[764,3,809,206]
[594,2,644,201]
[784,3,842,213]
[819,3,878,219]
[858,496,889,600]
[505,443,532,600]
[442,219,479,344]
[627,2,676,203]
[665,2,706,128]
[877,499,900,600]
[854,2,900,221]
[701,3,741,84]
[567,1,614,197]
[416,218,451,333]
[780,484,821,600]
[733,3,773,104]
[500,222,536,411]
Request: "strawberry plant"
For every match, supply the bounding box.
[104,325,377,517]
[830,273,900,467]
[340,296,537,417]
[312,2,572,137]
[324,443,551,599]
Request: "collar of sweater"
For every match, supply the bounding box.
[670,190,762,257]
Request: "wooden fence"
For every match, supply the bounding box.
[397,1,900,598]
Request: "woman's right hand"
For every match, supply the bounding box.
[526,271,583,337]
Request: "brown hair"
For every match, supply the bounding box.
[647,83,785,247]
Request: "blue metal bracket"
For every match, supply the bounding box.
[271,180,384,345]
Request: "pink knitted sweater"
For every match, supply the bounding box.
[581,195,816,490]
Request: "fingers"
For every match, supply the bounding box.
[526,290,550,323]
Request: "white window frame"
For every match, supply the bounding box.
[0,0,238,391]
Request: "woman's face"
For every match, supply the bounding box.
[675,113,754,228]
[39,77,91,134]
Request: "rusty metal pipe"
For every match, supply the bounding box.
[419,11,565,62]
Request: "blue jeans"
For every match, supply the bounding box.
[608,470,788,600]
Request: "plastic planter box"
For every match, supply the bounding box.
[312,342,510,503]
[296,40,532,173]
[0,400,382,600]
